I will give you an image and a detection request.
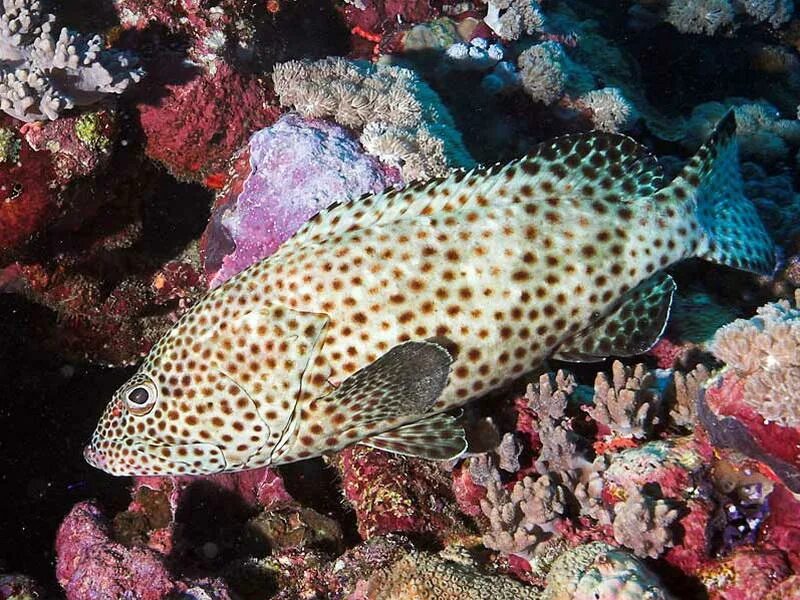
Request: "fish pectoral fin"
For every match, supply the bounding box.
[322,340,453,419]
[553,272,676,362]
[359,412,467,460]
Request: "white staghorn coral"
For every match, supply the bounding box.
[272,57,474,181]
[0,0,143,121]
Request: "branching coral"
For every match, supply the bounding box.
[666,364,710,429]
[587,361,663,440]
[612,488,681,558]
[525,371,586,474]
[711,290,800,427]
[272,57,474,181]
[0,0,143,121]
[480,474,566,556]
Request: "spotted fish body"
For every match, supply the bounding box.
[86,113,776,476]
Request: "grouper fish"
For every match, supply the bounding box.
[85,113,776,476]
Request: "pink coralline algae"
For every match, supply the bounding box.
[138,62,281,183]
[202,113,401,287]
[0,122,56,253]
[336,445,468,541]
[55,501,182,600]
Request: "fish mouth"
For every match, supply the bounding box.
[84,439,228,476]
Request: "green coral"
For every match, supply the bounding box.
[75,112,111,151]
[0,127,21,163]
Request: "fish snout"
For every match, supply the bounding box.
[83,443,107,471]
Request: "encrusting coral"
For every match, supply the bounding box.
[0,0,143,121]
[367,547,542,599]
[711,289,800,427]
[272,56,475,181]
[543,542,673,600]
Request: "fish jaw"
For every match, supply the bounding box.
[83,438,229,476]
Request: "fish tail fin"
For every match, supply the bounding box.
[664,110,778,275]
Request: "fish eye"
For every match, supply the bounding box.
[128,387,150,405]
[123,378,158,416]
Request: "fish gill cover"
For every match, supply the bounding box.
[0,0,799,598]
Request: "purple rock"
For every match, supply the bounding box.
[205,113,401,288]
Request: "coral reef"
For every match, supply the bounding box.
[272,57,475,180]
[0,0,143,121]
[335,445,468,541]
[4,0,800,597]
[587,361,662,440]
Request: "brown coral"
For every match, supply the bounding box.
[587,361,662,439]
[666,364,709,429]
[525,371,587,474]
[612,488,681,559]
[480,474,567,556]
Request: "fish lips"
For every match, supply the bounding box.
[83,439,228,476]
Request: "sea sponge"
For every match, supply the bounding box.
[272,57,474,181]
[711,290,800,427]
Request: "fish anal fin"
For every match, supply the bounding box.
[360,412,467,460]
[554,272,675,362]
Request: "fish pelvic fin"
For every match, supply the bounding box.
[360,412,467,461]
[662,110,778,276]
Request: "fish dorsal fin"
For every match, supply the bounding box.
[553,272,676,362]
[359,412,467,460]
[274,133,663,257]
[513,131,665,202]
[205,303,329,441]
